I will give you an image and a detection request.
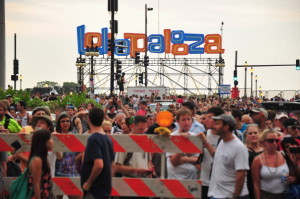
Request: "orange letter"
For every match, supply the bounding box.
[124,33,146,57]
[164,29,171,54]
[84,32,102,48]
[204,34,225,54]
[172,44,189,55]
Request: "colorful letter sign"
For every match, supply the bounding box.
[77,25,225,56]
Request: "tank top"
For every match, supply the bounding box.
[16,113,29,127]
[28,169,53,199]
[260,160,289,194]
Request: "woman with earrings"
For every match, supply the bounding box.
[252,129,295,199]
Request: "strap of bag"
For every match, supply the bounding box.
[123,152,133,166]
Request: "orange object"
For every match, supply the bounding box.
[156,111,173,127]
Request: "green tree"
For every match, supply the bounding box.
[36,81,60,88]
[62,82,78,93]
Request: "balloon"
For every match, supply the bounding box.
[156,111,173,127]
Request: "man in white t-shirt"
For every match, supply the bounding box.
[199,114,249,199]
[167,108,199,179]
[200,107,224,199]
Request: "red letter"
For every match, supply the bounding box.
[124,33,146,57]
[172,44,189,55]
[204,34,225,54]
[164,29,171,54]
[84,32,102,48]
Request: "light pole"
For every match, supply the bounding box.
[255,75,258,98]
[145,4,153,87]
[76,55,87,93]
[45,83,49,94]
[250,67,254,98]
[19,74,22,90]
[244,61,248,98]
[259,86,262,99]
[85,39,99,98]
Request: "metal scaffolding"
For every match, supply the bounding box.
[78,57,224,95]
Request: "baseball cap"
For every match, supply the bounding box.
[283,118,299,128]
[275,112,288,120]
[212,114,237,129]
[250,108,268,118]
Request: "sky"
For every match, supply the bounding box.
[5,0,300,96]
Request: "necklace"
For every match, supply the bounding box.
[264,152,278,175]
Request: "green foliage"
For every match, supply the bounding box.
[26,98,47,109]
[1,87,101,111]
[62,82,78,93]
[0,87,31,103]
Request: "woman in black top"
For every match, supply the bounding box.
[245,124,263,199]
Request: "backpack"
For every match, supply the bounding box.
[10,168,33,199]
[117,76,122,85]
[4,116,10,129]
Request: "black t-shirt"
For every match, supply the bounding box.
[107,112,116,119]
[80,133,115,198]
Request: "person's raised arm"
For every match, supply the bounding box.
[117,98,129,118]
[75,118,82,135]
[198,132,216,157]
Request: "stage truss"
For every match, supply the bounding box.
[77,56,225,96]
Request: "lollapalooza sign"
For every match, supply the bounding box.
[77,25,225,57]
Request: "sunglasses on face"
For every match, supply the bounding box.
[265,139,279,144]
[288,126,300,130]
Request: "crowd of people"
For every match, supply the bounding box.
[0,92,300,199]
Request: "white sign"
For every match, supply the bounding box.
[218,85,231,95]
[127,86,169,97]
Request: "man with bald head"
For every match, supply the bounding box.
[241,115,253,125]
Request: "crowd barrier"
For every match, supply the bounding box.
[1,133,203,198]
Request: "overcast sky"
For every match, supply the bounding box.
[5,0,300,95]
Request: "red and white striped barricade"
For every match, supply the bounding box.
[1,133,203,198]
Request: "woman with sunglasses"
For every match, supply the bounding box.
[245,124,263,199]
[252,129,293,199]
[55,113,81,199]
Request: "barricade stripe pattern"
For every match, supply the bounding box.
[55,134,86,152]
[108,135,127,152]
[170,136,202,153]
[161,179,196,198]
[129,135,164,153]
[3,177,202,198]
[0,134,203,153]
[0,137,12,151]
[52,177,83,196]
[123,178,156,197]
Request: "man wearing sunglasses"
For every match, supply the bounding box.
[280,118,300,150]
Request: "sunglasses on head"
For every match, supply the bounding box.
[265,139,279,143]
[288,125,300,130]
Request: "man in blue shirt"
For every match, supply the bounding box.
[174,101,206,134]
